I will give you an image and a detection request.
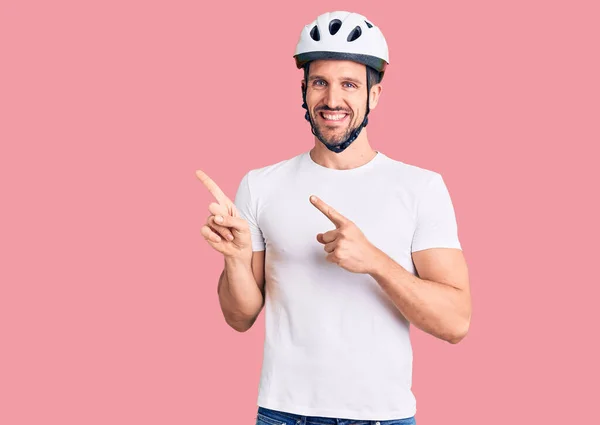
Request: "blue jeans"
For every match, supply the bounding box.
[256,406,416,425]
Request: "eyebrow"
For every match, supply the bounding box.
[309,75,364,85]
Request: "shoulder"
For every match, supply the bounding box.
[377,152,441,190]
[242,152,306,193]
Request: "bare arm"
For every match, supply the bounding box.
[195,169,267,333]
[369,247,471,344]
[217,250,266,332]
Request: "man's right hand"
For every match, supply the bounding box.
[196,169,253,261]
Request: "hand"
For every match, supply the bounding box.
[196,169,252,261]
[310,195,380,274]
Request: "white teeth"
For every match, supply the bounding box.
[322,113,347,121]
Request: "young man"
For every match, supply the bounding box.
[197,10,471,425]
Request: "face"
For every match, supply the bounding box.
[303,60,381,148]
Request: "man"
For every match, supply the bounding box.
[197,11,471,425]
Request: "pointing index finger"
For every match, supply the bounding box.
[196,169,231,206]
[310,195,346,228]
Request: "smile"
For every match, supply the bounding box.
[319,112,349,122]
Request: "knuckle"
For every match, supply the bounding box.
[208,202,225,215]
[201,226,212,239]
[226,202,236,215]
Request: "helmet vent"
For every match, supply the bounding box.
[310,25,320,41]
[347,26,362,42]
[329,19,342,35]
[365,20,373,28]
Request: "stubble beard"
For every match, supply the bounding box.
[311,109,361,148]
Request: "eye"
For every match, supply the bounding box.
[313,79,327,86]
[343,82,357,88]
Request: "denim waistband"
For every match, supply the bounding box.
[257,406,416,425]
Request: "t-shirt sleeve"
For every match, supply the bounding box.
[234,171,265,252]
[411,173,462,252]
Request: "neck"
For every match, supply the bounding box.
[310,129,377,170]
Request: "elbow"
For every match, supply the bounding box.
[227,320,251,333]
[231,323,252,333]
[448,317,471,344]
[448,302,472,344]
[448,333,466,345]
[226,315,257,333]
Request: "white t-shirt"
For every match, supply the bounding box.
[233,150,462,420]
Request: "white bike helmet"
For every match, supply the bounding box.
[293,11,389,74]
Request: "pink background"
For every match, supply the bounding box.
[1,0,598,424]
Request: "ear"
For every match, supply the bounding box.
[301,79,306,91]
[369,83,383,110]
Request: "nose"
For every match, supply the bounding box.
[324,85,343,110]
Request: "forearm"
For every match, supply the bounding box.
[217,256,264,332]
[369,250,469,344]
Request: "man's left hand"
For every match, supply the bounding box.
[310,195,381,274]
